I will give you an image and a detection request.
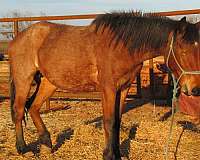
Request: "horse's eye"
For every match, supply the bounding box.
[194,41,198,46]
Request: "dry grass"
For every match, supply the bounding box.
[0,98,200,160]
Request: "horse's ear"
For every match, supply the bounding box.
[176,16,187,34]
[180,16,187,23]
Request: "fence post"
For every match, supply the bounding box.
[13,21,19,37]
[46,99,50,110]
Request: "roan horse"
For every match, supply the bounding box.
[8,12,200,159]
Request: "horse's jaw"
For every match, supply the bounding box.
[178,93,200,119]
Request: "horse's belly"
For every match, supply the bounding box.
[41,65,99,92]
[59,74,98,92]
[61,81,99,92]
[54,77,99,92]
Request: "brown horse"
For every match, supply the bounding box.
[8,12,200,159]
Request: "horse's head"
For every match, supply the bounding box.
[167,18,200,117]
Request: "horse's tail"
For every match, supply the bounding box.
[10,67,16,123]
[25,71,42,111]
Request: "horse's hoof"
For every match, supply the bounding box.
[103,148,121,160]
[16,142,27,154]
[39,131,52,148]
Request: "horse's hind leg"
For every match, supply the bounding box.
[13,79,33,154]
[28,77,56,148]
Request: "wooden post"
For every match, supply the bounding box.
[149,59,155,99]
[13,21,19,37]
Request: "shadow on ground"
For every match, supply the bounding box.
[23,128,74,157]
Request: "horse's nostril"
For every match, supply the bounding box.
[191,87,200,96]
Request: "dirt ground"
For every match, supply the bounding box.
[0,98,200,160]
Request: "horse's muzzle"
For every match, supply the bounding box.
[181,84,200,97]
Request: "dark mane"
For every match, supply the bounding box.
[92,11,199,52]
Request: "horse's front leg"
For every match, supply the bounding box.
[102,86,122,160]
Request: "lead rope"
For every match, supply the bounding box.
[164,36,200,160]
[164,74,178,160]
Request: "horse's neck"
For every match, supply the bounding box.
[133,49,163,64]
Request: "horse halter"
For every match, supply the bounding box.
[166,36,200,85]
[164,35,200,160]
[165,35,200,103]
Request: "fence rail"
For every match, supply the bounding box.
[1,9,200,23]
[0,9,200,37]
